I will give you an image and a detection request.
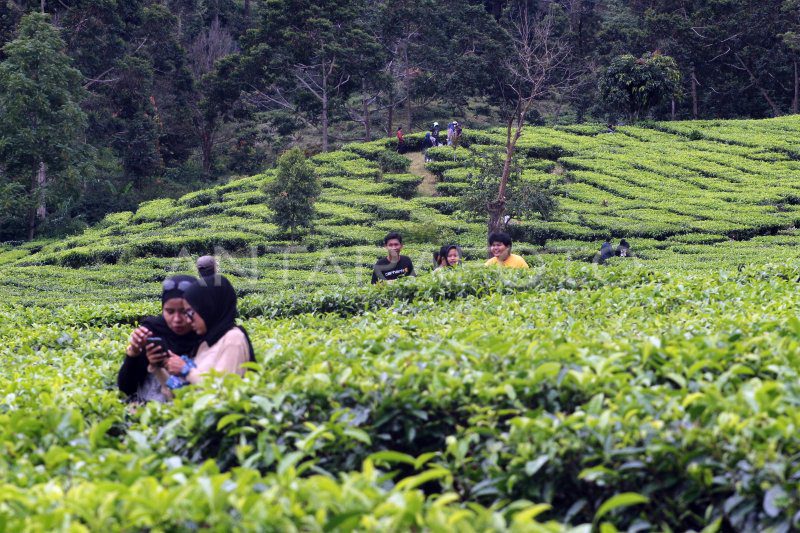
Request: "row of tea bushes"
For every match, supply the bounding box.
[5,264,800,529]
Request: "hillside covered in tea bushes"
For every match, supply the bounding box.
[4,118,800,531]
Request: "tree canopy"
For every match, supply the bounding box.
[1,0,800,239]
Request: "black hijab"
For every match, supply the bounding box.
[118,275,200,397]
[184,275,255,361]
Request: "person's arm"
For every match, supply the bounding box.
[371,260,383,284]
[117,354,147,395]
[117,325,152,395]
[406,257,416,277]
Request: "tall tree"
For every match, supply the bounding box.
[781,0,800,114]
[0,1,21,60]
[486,0,576,235]
[242,0,372,151]
[0,13,87,240]
[599,52,682,122]
[186,14,238,174]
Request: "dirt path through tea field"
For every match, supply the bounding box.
[405,152,438,196]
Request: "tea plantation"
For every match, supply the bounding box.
[3,118,800,531]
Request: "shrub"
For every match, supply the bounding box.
[382,174,423,199]
[266,148,321,240]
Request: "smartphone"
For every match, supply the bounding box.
[145,336,167,353]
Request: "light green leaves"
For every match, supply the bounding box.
[595,493,649,521]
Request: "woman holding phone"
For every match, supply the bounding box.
[117,275,200,403]
[152,275,254,394]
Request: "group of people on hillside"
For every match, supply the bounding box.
[596,239,631,264]
[370,231,529,283]
[397,120,463,158]
[118,256,255,404]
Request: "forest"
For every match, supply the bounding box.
[1,0,800,241]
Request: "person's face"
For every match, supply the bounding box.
[162,298,192,335]
[447,248,460,266]
[385,239,403,258]
[184,303,207,335]
[490,241,510,259]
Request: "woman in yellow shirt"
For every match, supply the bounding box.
[484,232,529,268]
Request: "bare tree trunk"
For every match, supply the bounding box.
[794,61,798,115]
[671,99,676,120]
[736,54,780,116]
[487,208,505,236]
[27,163,46,240]
[362,78,371,141]
[201,129,214,175]
[27,207,36,242]
[691,66,698,119]
[40,0,45,13]
[387,95,394,137]
[321,66,329,152]
[244,0,251,19]
[36,162,46,220]
[402,43,412,131]
[487,114,522,238]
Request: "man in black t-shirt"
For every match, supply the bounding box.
[372,232,415,284]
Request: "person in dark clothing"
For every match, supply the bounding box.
[118,275,200,403]
[196,255,217,277]
[431,122,441,144]
[454,122,463,147]
[396,126,405,154]
[422,132,435,162]
[433,246,446,269]
[615,239,631,257]
[372,232,415,284]
[595,240,615,264]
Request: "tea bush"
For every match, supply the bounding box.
[6,117,800,530]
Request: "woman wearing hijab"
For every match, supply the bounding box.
[154,275,254,393]
[118,275,200,403]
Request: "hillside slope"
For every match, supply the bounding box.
[4,117,800,306]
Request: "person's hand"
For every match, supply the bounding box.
[145,341,168,366]
[164,352,186,375]
[126,326,151,357]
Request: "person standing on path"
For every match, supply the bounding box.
[396,126,405,154]
[423,132,435,162]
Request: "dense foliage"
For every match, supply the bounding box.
[2,0,800,239]
[599,52,682,122]
[5,262,800,530]
[3,116,800,529]
[0,13,87,240]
